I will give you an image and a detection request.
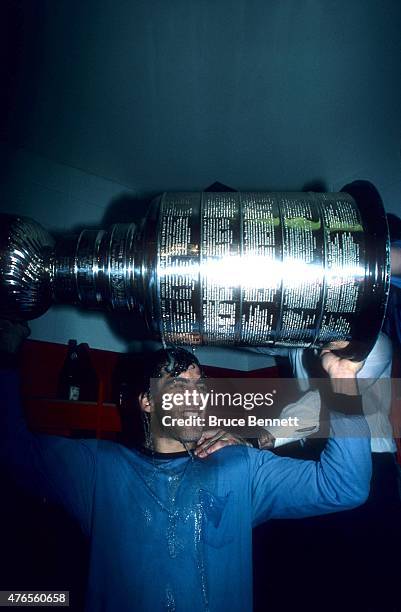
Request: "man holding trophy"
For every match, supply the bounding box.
[0,181,400,611]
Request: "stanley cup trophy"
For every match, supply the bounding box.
[0,181,390,359]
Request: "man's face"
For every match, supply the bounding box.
[151,363,206,444]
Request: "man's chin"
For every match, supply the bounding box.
[171,428,203,444]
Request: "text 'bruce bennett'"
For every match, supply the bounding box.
[161,415,300,428]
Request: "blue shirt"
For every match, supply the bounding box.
[0,370,371,612]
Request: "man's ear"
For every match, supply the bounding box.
[139,391,153,413]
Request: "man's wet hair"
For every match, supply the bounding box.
[137,347,202,394]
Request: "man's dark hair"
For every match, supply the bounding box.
[118,346,202,400]
[139,347,202,393]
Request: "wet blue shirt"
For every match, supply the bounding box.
[0,370,371,612]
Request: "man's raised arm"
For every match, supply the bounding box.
[0,321,96,536]
[249,345,372,526]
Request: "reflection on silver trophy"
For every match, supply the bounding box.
[0,183,390,356]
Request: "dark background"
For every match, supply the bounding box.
[1,0,401,194]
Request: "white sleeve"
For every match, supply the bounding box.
[357,332,392,381]
[270,390,320,447]
[356,332,395,453]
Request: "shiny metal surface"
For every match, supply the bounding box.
[152,189,390,357]
[0,184,390,356]
[52,223,140,311]
[0,215,54,319]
